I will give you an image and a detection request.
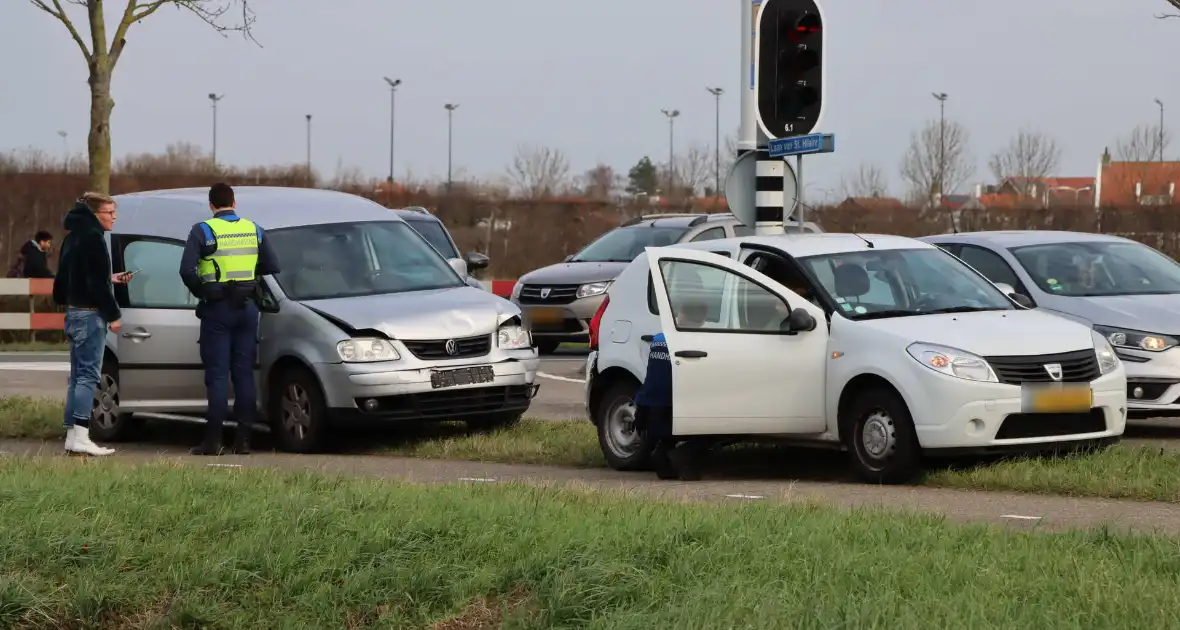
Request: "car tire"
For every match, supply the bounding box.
[536,340,561,355]
[88,359,141,442]
[840,386,922,484]
[465,412,523,432]
[594,380,653,471]
[270,366,329,453]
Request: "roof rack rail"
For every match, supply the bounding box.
[688,212,739,227]
[400,206,432,215]
[620,212,705,227]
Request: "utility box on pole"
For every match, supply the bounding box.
[754,0,825,139]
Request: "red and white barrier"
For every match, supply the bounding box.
[0,277,521,330]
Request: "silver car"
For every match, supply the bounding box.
[512,212,822,353]
[89,187,540,451]
[921,230,1180,418]
[394,206,489,290]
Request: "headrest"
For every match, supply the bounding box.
[833,263,870,298]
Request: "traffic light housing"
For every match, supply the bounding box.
[755,0,825,139]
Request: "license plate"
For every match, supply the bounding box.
[431,365,495,389]
[529,307,564,325]
[1021,383,1093,413]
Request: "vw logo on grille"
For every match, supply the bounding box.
[1044,363,1063,381]
[444,339,459,355]
[540,287,552,299]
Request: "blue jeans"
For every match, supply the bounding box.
[63,308,107,428]
[199,300,260,432]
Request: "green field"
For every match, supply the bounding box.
[4,395,1180,503]
[2,458,1180,628]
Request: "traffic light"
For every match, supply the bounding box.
[755,0,825,139]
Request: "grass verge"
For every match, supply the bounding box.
[0,340,67,352]
[4,395,1180,502]
[4,458,1180,628]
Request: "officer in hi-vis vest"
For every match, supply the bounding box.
[179,183,280,456]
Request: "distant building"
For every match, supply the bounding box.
[1093,148,1180,207]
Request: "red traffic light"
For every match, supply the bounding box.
[788,13,821,42]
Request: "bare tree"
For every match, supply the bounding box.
[839,163,888,198]
[506,145,570,198]
[29,0,256,193]
[1115,123,1173,162]
[899,118,976,203]
[674,143,712,196]
[987,129,1062,194]
[581,164,616,200]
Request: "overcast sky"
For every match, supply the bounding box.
[2,0,1178,199]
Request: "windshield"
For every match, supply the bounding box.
[571,226,689,263]
[799,247,1014,320]
[1010,241,1180,297]
[267,220,464,300]
[403,218,459,258]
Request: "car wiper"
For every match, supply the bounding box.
[853,309,921,320]
[921,306,1003,314]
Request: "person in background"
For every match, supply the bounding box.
[22,231,55,278]
[52,193,132,456]
[179,182,281,456]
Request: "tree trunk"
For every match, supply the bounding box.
[87,66,114,194]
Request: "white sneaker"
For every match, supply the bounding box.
[68,426,115,456]
[63,426,76,452]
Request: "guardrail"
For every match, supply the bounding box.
[0,278,520,330]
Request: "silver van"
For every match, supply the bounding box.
[89,187,540,452]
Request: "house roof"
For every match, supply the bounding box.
[1098,161,1180,206]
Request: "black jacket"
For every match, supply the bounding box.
[19,241,53,278]
[52,202,120,323]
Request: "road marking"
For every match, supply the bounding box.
[725,493,765,500]
[537,371,585,384]
[1000,514,1042,520]
[0,362,69,371]
[459,477,497,482]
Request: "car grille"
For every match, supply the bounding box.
[401,334,491,360]
[984,350,1100,385]
[355,385,533,419]
[518,283,580,305]
[995,409,1106,440]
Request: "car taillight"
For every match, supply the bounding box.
[588,294,609,351]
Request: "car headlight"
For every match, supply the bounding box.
[497,324,532,350]
[511,282,523,300]
[337,338,400,362]
[1091,330,1120,375]
[906,342,998,382]
[576,281,611,299]
[1093,325,1177,353]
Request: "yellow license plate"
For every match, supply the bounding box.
[529,307,564,325]
[1021,383,1093,413]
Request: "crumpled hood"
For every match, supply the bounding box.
[63,202,101,233]
[856,309,1095,357]
[1045,294,1180,335]
[300,286,520,339]
[519,261,628,285]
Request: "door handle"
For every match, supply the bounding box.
[674,350,707,358]
[640,334,654,342]
[122,331,151,339]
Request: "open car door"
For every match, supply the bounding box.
[646,247,828,436]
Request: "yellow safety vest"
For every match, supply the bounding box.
[196,217,260,284]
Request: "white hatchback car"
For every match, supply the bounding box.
[584,233,1128,483]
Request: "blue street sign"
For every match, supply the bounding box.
[767,133,835,158]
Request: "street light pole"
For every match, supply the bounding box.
[706,87,724,197]
[444,103,460,191]
[208,93,224,166]
[932,92,948,199]
[305,114,312,184]
[1155,98,1165,162]
[384,77,401,183]
[57,130,67,163]
[661,108,680,197]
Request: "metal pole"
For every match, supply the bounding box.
[661,109,679,196]
[1156,99,1165,162]
[444,103,459,191]
[932,92,947,199]
[384,77,401,183]
[707,87,723,196]
[305,114,312,180]
[208,94,223,166]
[795,154,805,232]
[740,0,757,154]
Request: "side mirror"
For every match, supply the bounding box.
[1009,292,1034,309]
[563,254,574,263]
[994,282,1016,295]
[463,251,490,271]
[781,308,817,334]
[448,257,469,278]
